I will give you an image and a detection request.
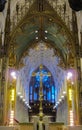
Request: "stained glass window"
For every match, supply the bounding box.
[29,66,55,103]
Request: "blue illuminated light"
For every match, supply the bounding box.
[30,95,32,100]
[48,91,51,101]
[52,94,55,99]
[30,86,32,94]
[34,92,37,101]
[29,67,55,103]
[52,85,55,93]
[36,70,48,82]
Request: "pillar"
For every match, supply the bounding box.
[8,79,16,125]
[67,70,79,125]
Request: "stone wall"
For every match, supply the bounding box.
[56,97,68,125]
[15,97,29,123]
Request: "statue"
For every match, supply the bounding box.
[0,0,6,12]
[68,0,82,11]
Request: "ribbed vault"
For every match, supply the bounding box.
[10,0,75,103]
[18,41,65,103]
[10,0,75,68]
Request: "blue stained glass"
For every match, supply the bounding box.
[52,99,55,103]
[29,66,55,103]
[35,85,37,88]
[36,70,48,82]
[44,96,46,100]
[30,95,32,100]
[44,90,46,95]
[34,92,37,101]
[30,86,32,94]
[47,91,50,101]
[46,84,49,88]
[51,85,55,102]
[52,94,54,99]
[48,91,51,101]
[52,85,55,93]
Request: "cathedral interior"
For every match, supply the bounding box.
[0,0,82,130]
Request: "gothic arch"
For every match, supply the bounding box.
[9,0,76,69]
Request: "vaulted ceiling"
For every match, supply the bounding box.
[11,0,74,68]
[18,42,65,101]
[14,16,69,65]
[10,0,75,99]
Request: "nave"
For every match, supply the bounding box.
[0,0,82,130]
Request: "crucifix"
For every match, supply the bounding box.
[32,64,51,121]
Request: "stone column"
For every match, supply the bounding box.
[33,116,39,130]
[43,116,49,130]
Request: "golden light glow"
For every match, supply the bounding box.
[69,110,74,126]
[9,86,15,126]
[69,89,72,101]
[9,110,14,125]
[11,89,15,101]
